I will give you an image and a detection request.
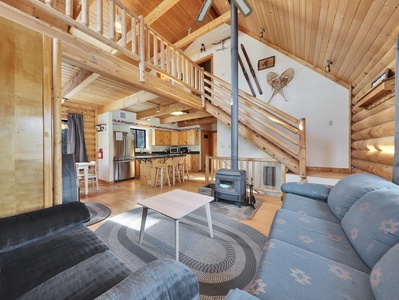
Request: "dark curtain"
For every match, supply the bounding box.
[392,35,399,184]
[67,113,88,162]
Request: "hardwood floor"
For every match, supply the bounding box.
[81,172,282,236]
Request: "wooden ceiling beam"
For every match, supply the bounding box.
[144,0,181,25]
[62,69,100,99]
[99,91,160,113]
[159,110,211,123]
[177,116,216,127]
[173,11,230,49]
[136,102,197,119]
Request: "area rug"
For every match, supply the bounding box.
[95,207,267,299]
[210,198,264,221]
[84,202,111,226]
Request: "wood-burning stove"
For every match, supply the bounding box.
[215,169,246,207]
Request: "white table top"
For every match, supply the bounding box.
[137,189,214,220]
[76,161,96,167]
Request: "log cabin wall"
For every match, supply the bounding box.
[0,17,53,217]
[61,102,97,162]
[351,60,396,181]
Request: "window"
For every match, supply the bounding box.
[131,129,146,148]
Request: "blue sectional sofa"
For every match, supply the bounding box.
[225,173,399,300]
[0,202,199,300]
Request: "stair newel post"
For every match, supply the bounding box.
[139,15,145,82]
[230,2,239,170]
[299,118,307,181]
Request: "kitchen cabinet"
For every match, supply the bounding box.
[152,129,171,146]
[187,130,199,145]
[178,131,187,145]
[164,131,171,145]
[170,131,179,145]
[186,154,199,172]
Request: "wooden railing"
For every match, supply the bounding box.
[40,0,305,179]
[205,155,286,194]
[204,72,307,179]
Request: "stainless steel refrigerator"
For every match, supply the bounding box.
[113,131,135,182]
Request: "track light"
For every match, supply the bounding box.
[325,60,333,73]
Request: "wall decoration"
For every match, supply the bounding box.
[258,56,275,71]
[266,68,294,103]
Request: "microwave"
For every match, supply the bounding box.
[169,147,180,153]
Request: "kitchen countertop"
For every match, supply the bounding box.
[134,153,188,160]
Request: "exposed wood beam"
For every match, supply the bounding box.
[173,11,230,49]
[62,69,100,99]
[160,110,211,123]
[99,91,160,114]
[144,0,180,25]
[177,116,216,127]
[136,102,196,119]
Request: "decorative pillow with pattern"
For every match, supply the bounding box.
[327,173,397,220]
[370,243,399,299]
[342,188,399,269]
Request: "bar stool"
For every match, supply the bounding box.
[178,161,190,182]
[168,164,181,185]
[154,165,171,188]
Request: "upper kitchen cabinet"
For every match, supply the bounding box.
[152,129,171,146]
[187,130,199,145]
[178,131,187,145]
[171,131,179,145]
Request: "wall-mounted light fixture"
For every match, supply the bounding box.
[200,43,206,52]
[156,105,160,113]
[259,28,265,40]
[325,60,333,73]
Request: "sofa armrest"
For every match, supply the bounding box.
[0,202,89,254]
[95,259,199,300]
[224,288,259,300]
[281,182,333,201]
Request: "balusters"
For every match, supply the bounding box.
[120,9,126,47]
[131,17,136,54]
[82,0,89,26]
[96,0,103,34]
[109,0,115,41]
[65,0,73,17]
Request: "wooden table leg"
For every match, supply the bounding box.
[204,203,213,237]
[139,207,148,244]
[175,219,179,260]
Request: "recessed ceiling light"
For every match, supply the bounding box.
[170,111,187,116]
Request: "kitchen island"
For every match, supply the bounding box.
[135,153,189,186]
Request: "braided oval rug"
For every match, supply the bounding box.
[95,207,267,299]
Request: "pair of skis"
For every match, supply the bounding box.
[238,44,263,97]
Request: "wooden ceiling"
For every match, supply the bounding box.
[41,0,399,124]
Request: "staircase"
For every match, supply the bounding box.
[20,0,307,180]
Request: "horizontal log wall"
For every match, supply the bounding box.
[61,101,97,162]
[351,83,395,180]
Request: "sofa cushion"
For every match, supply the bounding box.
[370,243,399,300]
[0,225,109,299]
[250,238,374,300]
[342,188,399,269]
[269,209,370,272]
[282,194,340,224]
[281,182,333,201]
[327,173,397,220]
[0,202,90,254]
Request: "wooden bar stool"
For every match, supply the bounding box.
[178,162,190,182]
[154,165,171,188]
[168,164,181,185]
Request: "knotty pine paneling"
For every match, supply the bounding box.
[0,17,47,217]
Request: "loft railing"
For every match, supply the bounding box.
[38,0,305,178]
[205,155,286,194]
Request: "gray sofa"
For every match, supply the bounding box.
[0,202,199,299]
[225,173,399,299]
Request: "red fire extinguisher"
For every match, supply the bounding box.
[98,148,103,159]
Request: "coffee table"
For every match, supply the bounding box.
[137,189,214,261]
